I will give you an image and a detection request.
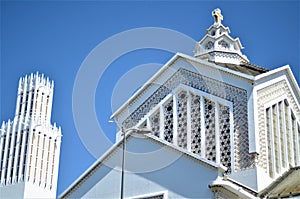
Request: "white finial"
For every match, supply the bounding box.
[212,8,223,24]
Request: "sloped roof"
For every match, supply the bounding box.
[211,60,269,76]
[209,176,257,199]
[258,166,300,198]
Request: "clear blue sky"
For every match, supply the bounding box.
[1,0,299,196]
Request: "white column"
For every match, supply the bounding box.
[0,123,6,183]
[200,96,206,158]
[159,105,164,139]
[27,131,36,182]
[281,102,288,168]
[2,121,12,184]
[41,134,48,186]
[46,137,54,189]
[293,120,300,165]
[32,75,39,121]
[42,134,49,187]
[35,133,41,184]
[41,93,47,124]
[146,118,151,132]
[269,107,276,177]
[276,103,282,173]
[18,129,28,181]
[296,123,300,166]
[7,120,17,183]
[50,138,57,190]
[46,82,54,124]
[287,107,295,167]
[51,134,61,193]
[14,78,23,116]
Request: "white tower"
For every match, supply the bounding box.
[0,72,62,198]
[194,8,249,64]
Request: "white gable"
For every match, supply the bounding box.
[60,133,224,198]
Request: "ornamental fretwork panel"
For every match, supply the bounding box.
[138,88,233,172]
[123,68,254,171]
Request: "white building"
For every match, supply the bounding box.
[0,73,62,198]
[60,9,300,198]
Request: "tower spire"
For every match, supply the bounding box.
[0,72,61,198]
[194,8,249,64]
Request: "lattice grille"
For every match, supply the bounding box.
[133,88,234,172]
[177,91,188,149]
[191,93,201,155]
[149,111,160,137]
[219,104,231,173]
[163,100,173,143]
[204,98,216,162]
[122,68,251,171]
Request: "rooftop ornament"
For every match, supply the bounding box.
[212,8,223,24]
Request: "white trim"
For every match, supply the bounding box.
[135,83,233,130]
[110,54,180,119]
[255,75,286,91]
[256,74,300,116]
[275,103,282,174]
[128,190,168,199]
[210,177,256,199]
[255,64,300,102]
[296,123,300,165]
[200,95,206,158]
[252,84,260,153]
[111,51,261,119]
[269,107,276,178]
[264,107,270,176]
[145,133,226,171]
[176,84,232,107]
[293,120,300,165]
[135,93,173,128]
[159,105,164,139]
[281,101,288,168]
[180,53,255,80]
[263,95,287,110]
[287,107,295,167]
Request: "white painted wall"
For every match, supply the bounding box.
[62,135,221,198]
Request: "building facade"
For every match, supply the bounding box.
[0,73,62,198]
[60,9,300,198]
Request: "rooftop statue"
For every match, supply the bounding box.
[212,8,223,24]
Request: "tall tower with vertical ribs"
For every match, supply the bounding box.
[0,72,62,198]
